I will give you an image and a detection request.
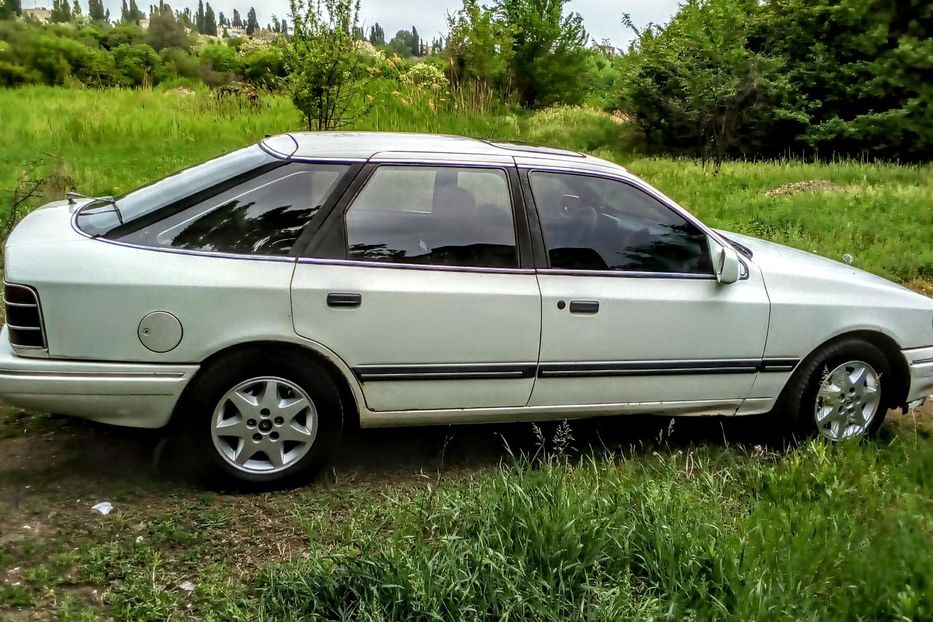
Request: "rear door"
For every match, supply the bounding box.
[290,154,542,412]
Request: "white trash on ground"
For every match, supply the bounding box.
[91,502,113,515]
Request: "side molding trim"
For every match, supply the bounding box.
[352,359,800,382]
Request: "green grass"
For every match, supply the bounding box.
[248,438,932,622]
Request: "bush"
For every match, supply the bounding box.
[199,43,242,75]
[242,47,284,89]
[112,43,160,86]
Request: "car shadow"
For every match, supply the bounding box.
[3,406,919,495]
[333,412,779,474]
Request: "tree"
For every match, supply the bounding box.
[87,0,107,22]
[447,0,511,93]
[147,4,188,50]
[120,0,142,23]
[204,2,217,36]
[231,8,242,28]
[410,26,420,57]
[280,17,288,35]
[368,22,384,45]
[618,0,778,168]
[245,6,259,35]
[195,0,204,33]
[0,0,21,20]
[284,0,370,130]
[751,0,932,161]
[71,0,82,18]
[496,0,589,108]
[388,29,413,57]
[50,0,72,22]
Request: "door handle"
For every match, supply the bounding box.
[569,300,599,314]
[327,292,362,308]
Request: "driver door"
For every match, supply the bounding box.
[522,166,771,412]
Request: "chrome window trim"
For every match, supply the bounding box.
[538,268,716,280]
[518,163,739,261]
[297,256,535,275]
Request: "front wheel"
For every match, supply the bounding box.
[775,338,890,442]
[181,350,343,489]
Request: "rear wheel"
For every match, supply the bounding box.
[775,338,890,442]
[182,350,343,489]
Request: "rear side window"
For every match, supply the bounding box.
[113,163,347,256]
[345,166,517,268]
[529,172,713,274]
[76,145,278,237]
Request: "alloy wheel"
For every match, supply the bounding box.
[814,360,881,440]
[210,376,317,474]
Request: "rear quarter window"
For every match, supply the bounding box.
[108,162,348,256]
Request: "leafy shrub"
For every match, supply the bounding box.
[403,62,448,90]
[112,43,160,86]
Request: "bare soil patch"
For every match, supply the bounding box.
[764,179,843,198]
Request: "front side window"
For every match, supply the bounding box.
[529,172,713,274]
[345,166,517,268]
[111,163,347,256]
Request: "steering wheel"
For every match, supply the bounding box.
[568,205,600,247]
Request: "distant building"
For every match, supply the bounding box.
[138,18,150,30]
[22,7,52,23]
[590,42,618,57]
[225,26,248,38]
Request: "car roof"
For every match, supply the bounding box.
[259,131,626,172]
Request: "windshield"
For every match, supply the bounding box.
[75,145,278,237]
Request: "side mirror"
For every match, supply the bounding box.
[713,242,741,284]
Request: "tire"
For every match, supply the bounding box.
[179,349,343,490]
[774,337,891,443]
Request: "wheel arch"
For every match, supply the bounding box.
[168,339,363,430]
[794,329,910,409]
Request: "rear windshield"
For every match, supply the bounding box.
[75,145,278,237]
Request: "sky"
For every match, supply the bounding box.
[38,0,684,48]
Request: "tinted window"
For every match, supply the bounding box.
[529,172,713,274]
[345,166,517,268]
[76,146,278,236]
[115,163,347,256]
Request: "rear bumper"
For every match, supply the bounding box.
[0,325,198,428]
[904,345,933,404]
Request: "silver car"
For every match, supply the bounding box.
[2,132,931,487]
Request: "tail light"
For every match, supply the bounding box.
[4,283,46,349]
